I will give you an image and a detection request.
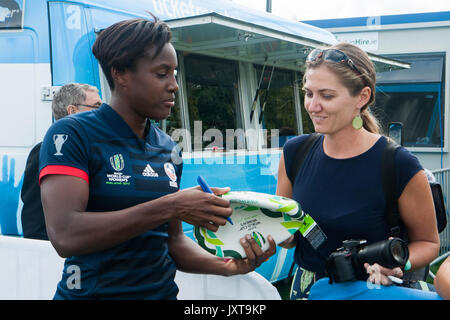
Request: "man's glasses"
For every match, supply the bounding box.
[75,103,101,109]
[306,48,362,75]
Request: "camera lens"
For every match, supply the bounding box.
[356,238,409,269]
[389,238,409,265]
[327,238,410,283]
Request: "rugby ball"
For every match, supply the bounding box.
[194,191,306,259]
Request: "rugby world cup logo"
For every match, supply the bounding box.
[110,154,125,172]
[164,162,177,182]
[53,134,68,156]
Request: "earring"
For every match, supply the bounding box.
[352,114,363,130]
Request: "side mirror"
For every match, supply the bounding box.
[388,122,403,146]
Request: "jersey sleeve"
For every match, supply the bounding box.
[395,146,424,198]
[39,117,90,184]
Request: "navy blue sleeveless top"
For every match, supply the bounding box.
[283,134,422,273]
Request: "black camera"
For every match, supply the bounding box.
[325,238,409,283]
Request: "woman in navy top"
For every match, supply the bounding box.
[276,43,440,299]
[39,16,276,299]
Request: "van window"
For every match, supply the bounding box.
[48,2,96,86]
[161,89,182,137]
[0,32,36,147]
[374,53,445,148]
[255,65,299,148]
[374,84,443,147]
[0,0,23,29]
[183,54,242,151]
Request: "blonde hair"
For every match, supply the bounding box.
[304,42,380,134]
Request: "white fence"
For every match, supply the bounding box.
[0,235,280,300]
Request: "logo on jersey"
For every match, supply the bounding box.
[106,154,130,186]
[164,162,178,188]
[142,164,159,177]
[53,134,68,156]
[110,154,124,172]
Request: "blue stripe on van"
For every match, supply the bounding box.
[303,11,450,29]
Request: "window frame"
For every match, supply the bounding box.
[375,52,447,153]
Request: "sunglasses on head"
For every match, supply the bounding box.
[306,48,362,75]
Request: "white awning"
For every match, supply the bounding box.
[166,12,410,72]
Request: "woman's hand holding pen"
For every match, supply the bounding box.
[169,186,232,231]
[167,185,277,275]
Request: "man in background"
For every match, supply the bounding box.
[21,83,102,240]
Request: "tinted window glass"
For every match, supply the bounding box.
[184,54,242,151]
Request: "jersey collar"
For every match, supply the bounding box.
[97,103,153,148]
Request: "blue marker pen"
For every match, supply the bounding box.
[197,175,233,225]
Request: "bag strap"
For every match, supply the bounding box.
[382,138,403,237]
[383,138,436,282]
[289,133,322,186]
[286,133,321,280]
[382,139,448,237]
[430,182,447,233]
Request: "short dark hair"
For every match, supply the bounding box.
[92,15,172,90]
